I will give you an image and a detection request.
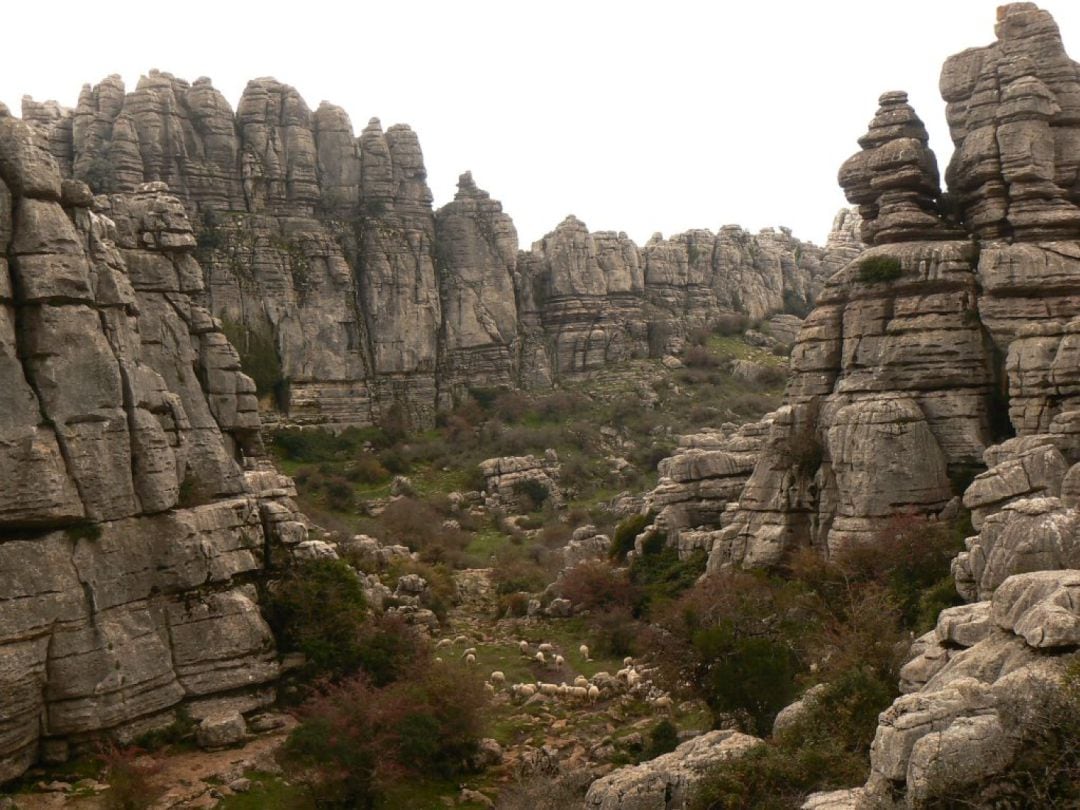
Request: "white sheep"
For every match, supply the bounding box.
[579,644,590,661]
[538,642,554,654]
[574,675,589,688]
[538,682,560,696]
[462,647,477,658]
[587,684,600,702]
[569,686,588,700]
[484,682,495,696]
[490,671,506,686]
[558,682,569,695]
[553,654,565,669]
[652,695,673,711]
[616,668,630,681]
[534,651,546,666]
[627,670,642,688]
[623,656,633,666]
[513,683,536,699]
[435,656,443,663]
[465,653,476,665]
[435,638,453,649]
[518,639,530,655]
[455,635,469,645]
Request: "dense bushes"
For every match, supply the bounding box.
[692,671,892,809]
[670,513,972,806]
[273,427,390,463]
[263,558,368,677]
[611,513,652,560]
[282,662,487,808]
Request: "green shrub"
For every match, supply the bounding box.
[513,478,551,512]
[264,558,367,677]
[856,255,903,283]
[645,719,680,760]
[691,667,896,808]
[219,319,285,405]
[272,426,388,463]
[611,513,651,560]
[630,547,707,616]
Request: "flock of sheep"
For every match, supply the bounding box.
[433,635,673,710]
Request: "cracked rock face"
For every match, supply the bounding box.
[0,111,305,783]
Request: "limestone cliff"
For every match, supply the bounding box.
[21,72,857,427]
[0,109,307,782]
[642,4,1080,805]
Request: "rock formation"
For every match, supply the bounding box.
[20,72,859,428]
[584,730,762,809]
[717,4,1080,806]
[0,109,307,782]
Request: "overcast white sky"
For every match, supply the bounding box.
[3,1,1080,247]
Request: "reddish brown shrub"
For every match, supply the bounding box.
[557,560,639,613]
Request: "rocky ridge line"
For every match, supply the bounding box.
[20,71,862,427]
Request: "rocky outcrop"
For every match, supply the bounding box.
[584,730,762,810]
[643,420,773,559]
[862,570,1078,806]
[434,172,519,391]
[20,74,860,428]
[0,111,304,783]
[479,452,562,512]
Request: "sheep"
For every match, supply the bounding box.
[579,644,590,661]
[513,683,536,699]
[435,657,443,664]
[574,675,589,688]
[534,651,546,666]
[569,686,588,700]
[623,656,633,666]
[616,668,630,681]
[558,682,569,695]
[538,643,554,654]
[587,684,600,702]
[484,682,495,696]
[538,682,560,696]
[490,671,506,686]
[626,670,642,688]
[455,635,469,645]
[518,640,530,655]
[435,638,453,649]
[553,654,565,669]
[652,695,673,712]
[465,653,476,665]
[462,647,477,658]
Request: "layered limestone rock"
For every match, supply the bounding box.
[642,420,774,559]
[0,112,302,783]
[861,570,1080,806]
[838,91,961,245]
[792,6,1080,805]
[434,172,519,391]
[22,72,859,426]
[709,238,996,567]
[584,730,762,810]
[514,213,855,384]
